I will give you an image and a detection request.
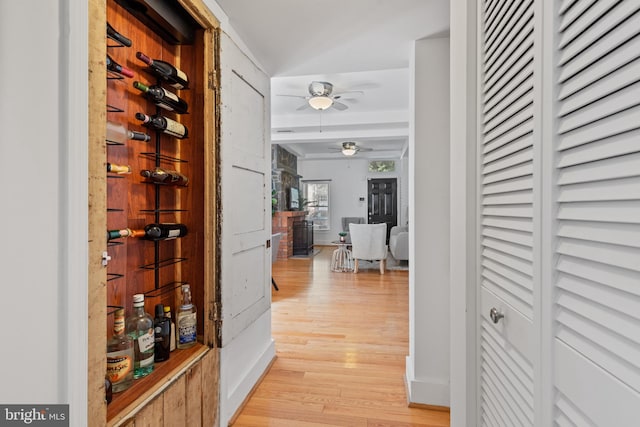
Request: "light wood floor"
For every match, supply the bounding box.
[231,248,450,427]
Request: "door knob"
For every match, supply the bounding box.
[489,307,504,324]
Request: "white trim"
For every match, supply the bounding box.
[539,1,558,426]
[62,0,89,425]
[405,356,450,407]
[449,0,478,425]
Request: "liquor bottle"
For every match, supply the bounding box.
[133,81,189,114]
[105,376,113,404]
[164,306,176,351]
[107,163,131,174]
[106,308,134,393]
[135,112,188,139]
[106,55,134,78]
[143,223,188,241]
[107,121,151,143]
[135,51,189,90]
[140,167,189,187]
[153,304,171,362]
[126,294,155,379]
[177,284,197,349]
[107,22,132,47]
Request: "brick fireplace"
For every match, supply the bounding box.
[272,211,306,260]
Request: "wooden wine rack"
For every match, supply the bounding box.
[88,0,220,425]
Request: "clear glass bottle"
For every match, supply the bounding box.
[177,284,197,349]
[126,294,155,378]
[106,308,134,393]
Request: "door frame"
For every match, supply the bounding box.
[450,0,479,425]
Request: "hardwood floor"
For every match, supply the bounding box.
[231,247,450,427]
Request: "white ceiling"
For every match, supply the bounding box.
[215,0,450,160]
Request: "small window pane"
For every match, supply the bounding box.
[368,160,395,172]
[303,181,330,231]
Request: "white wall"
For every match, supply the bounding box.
[406,36,451,407]
[297,157,408,245]
[0,0,88,424]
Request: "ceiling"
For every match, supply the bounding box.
[215,0,450,160]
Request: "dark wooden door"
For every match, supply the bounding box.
[367,178,397,243]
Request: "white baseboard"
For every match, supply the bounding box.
[405,355,450,407]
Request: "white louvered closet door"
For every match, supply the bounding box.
[478,0,538,425]
[553,1,640,424]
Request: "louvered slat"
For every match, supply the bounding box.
[554,1,640,422]
[557,128,640,166]
[479,0,536,423]
[558,11,640,84]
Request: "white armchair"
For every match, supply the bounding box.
[389,226,408,261]
[349,223,388,274]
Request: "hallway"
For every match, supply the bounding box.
[232,249,450,426]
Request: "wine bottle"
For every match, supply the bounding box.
[135,112,188,139]
[107,22,132,47]
[106,228,145,241]
[106,163,131,175]
[153,304,171,362]
[126,294,155,379]
[140,167,189,187]
[107,121,150,143]
[143,223,188,241]
[136,51,189,90]
[177,284,197,349]
[106,308,134,393]
[106,55,134,78]
[133,81,188,114]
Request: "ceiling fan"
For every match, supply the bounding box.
[278,81,363,111]
[330,141,373,157]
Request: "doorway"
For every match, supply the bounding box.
[367,178,397,243]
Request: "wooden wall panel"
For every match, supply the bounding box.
[201,349,220,427]
[186,363,203,427]
[132,397,163,427]
[163,376,187,426]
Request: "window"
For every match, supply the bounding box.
[303,180,330,231]
[368,160,395,172]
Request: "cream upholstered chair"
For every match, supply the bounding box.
[348,223,388,274]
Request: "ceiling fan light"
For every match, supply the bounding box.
[342,147,357,156]
[308,96,333,110]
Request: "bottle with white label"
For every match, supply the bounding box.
[177,284,197,349]
[126,294,155,378]
[106,308,134,392]
[135,112,188,139]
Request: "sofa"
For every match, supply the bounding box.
[389,226,408,261]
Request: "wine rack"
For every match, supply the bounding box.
[90,0,220,424]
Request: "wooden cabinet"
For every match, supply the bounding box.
[88,0,220,425]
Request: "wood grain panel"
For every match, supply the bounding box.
[132,397,162,427]
[163,375,187,426]
[186,363,203,427]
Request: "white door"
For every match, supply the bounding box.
[219,33,271,345]
[551,1,640,424]
[477,0,538,425]
[218,32,273,425]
